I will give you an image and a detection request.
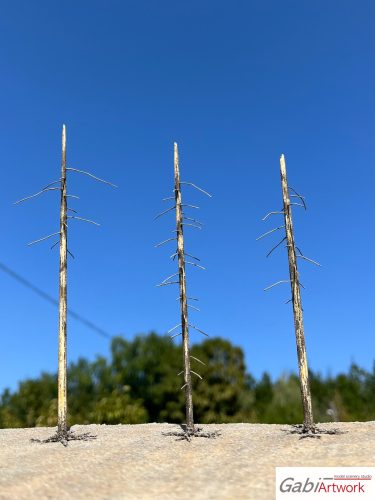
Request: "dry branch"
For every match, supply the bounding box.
[182,223,202,230]
[188,323,209,337]
[190,355,206,365]
[180,182,212,198]
[183,216,203,226]
[188,304,200,311]
[67,216,100,226]
[256,225,285,241]
[154,205,176,220]
[14,187,61,205]
[186,261,206,270]
[297,255,322,267]
[28,232,61,246]
[66,168,117,188]
[266,237,287,258]
[264,279,290,291]
[156,281,179,287]
[262,211,284,221]
[155,237,176,248]
[181,204,200,210]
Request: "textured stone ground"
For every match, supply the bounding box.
[0,422,374,499]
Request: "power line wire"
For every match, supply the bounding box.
[0,261,112,340]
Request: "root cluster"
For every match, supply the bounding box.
[287,423,346,439]
[31,429,96,447]
[162,425,221,442]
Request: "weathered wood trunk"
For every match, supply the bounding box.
[174,142,194,431]
[280,154,314,430]
[57,124,68,434]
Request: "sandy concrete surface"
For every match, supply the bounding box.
[0,422,374,499]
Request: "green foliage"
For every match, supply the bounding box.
[111,333,182,422]
[191,338,255,423]
[0,333,374,428]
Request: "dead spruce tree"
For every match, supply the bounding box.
[257,154,341,438]
[155,143,218,440]
[15,124,116,445]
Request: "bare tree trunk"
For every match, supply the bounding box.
[280,154,314,430]
[58,124,68,435]
[174,142,194,432]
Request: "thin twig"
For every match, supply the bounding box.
[160,272,179,284]
[155,237,176,248]
[67,216,100,226]
[180,182,212,198]
[264,280,290,291]
[190,355,206,365]
[185,252,201,262]
[171,332,182,339]
[154,206,176,220]
[176,296,199,301]
[297,255,322,266]
[183,216,203,226]
[182,223,202,230]
[186,261,206,270]
[181,204,199,210]
[167,323,182,334]
[191,370,203,379]
[266,237,287,258]
[291,202,305,208]
[256,225,285,241]
[156,281,179,287]
[66,168,117,188]
[170,251,201,262]
[189,323,209,337]
[14,187,61,205]
[289,187,307,210]
[42,179,62,190]
[188,304,200,311]
[28,232,61,246]
[262,211,284,221]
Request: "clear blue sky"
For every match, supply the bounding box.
[0,0,373,392]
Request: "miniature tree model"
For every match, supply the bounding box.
[279,154,314,432]
[155,143,218,440]
[257,154,340,438]
[15,124,116,445]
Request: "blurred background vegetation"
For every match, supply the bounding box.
[1,333,374,428]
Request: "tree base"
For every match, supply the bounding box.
[162,425,221,442]
[287,423,346,439]
[31,428,96,447]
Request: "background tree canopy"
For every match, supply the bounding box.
[1,333,374,428]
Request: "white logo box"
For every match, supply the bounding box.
[276,467,375,500]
